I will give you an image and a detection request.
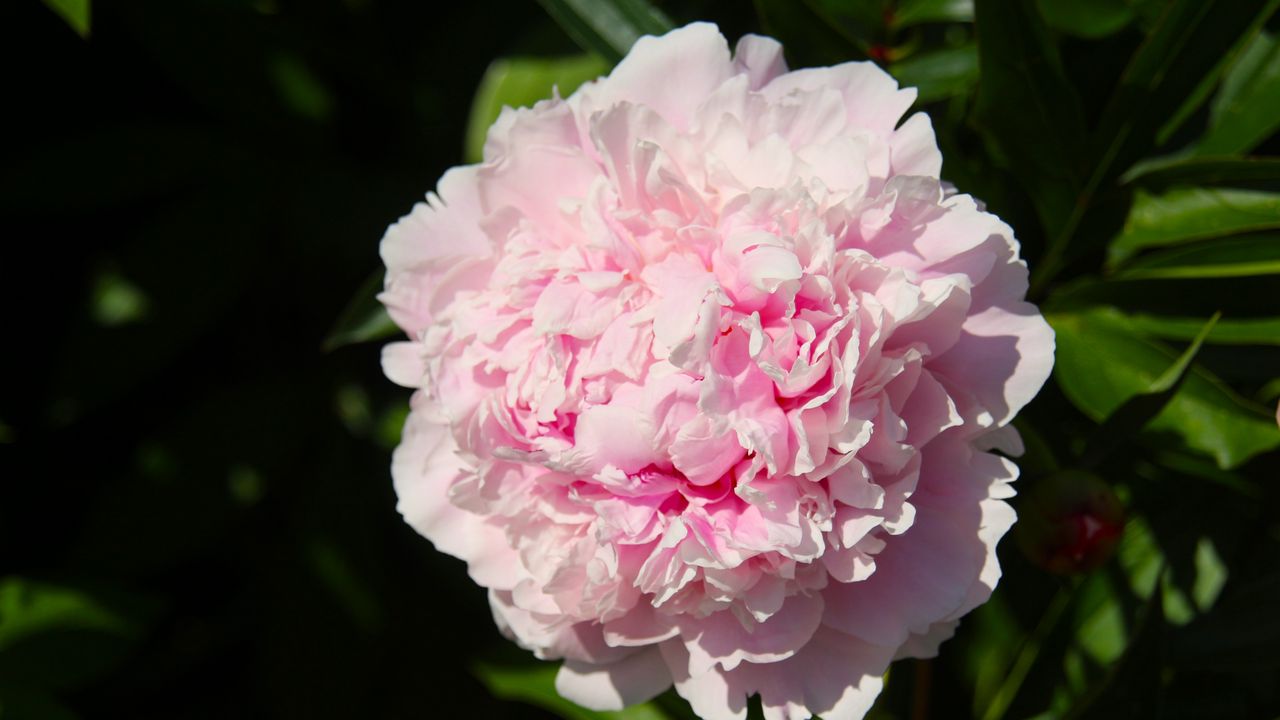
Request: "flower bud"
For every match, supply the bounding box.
[1016,470,1124,575]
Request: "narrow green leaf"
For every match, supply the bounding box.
[1118,234,1280,279]
[323,270,399,352]
[1122,155,1280,190]
[973,0,1086,231]
[43,0,90,38]
[1037,0,1134,39]
[1128,313,1280,345]
[465,55,609,164]
[1197,31,1280,156]
[1048,307,1280,468]
[1108,187,1280,266]
[892,0,974,29]
[889,44,978,103]
[1151,313,1219,391]
[474,663,670,720]
[1257,378,1280,402]
[1089,0,1275,183]
[1025,0,1276,293]
[534,0,673,62]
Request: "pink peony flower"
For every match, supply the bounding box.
[380,22,1054,720]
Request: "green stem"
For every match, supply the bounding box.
[980,586,1073,720]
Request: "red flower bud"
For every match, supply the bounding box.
[1015,470,1124,575]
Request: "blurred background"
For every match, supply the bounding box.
[2,0,1278,718]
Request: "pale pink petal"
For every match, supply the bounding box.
[889,112,942,178]
[743,629,894,720]
[590,22,734,132]
[555,647,672,710]
[677,592,824,673]
[379,21,1053,720]
[931,304,1056,427]
[733,34,788,90]
[380,341,423,388]
[661,640,749,720]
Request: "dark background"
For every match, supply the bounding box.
[1,1,593,716]
[3,1,1279,719]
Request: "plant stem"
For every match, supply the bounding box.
[980,586,1073,720]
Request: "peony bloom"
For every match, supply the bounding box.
[380,22,1053,720]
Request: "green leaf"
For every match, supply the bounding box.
[0,579,133,648]
[1197,31,1280,156]
[1037,0,1134,39]
[892,0,974,29]
[889,44,978,103]
[534,0,673,63]
[1117,234,1280,279]
[323,270,399,352]
[1048,307,1280,468]
[42,0,90,38]
[91,270,150,327]
[1074,573,1129,666]
[1108,187,1280,266]
[802,0,886,47]
[1089,0,1276,183]
[269,53,335,123]
[1191,537,1229,611]
[1114,518,1228,624]
[1079,312,1219,468]
[1127,313,1280,345]
[0,578,144,690]
[1122,155,1280,190]
[473,662,670,720]
[973,0,1086,231]
[465,54,609,164]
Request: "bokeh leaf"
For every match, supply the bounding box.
[889,44,978,102]
[42,0,89,38]
[1048,307,1280,468]
[963,595,1024,717]
[474,663,671,720]
[803,0,885,47]
[1197,31,1280,156]
[0,578,144,690]
[1117,234,1280,279]
[465,54,609,164]
[1037,0,1133,39]
[1108,187,1280,266]
[535,0,673,62]
[323,270,399,352]
[892,0,974,29]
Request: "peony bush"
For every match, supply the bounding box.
[380,23,1053,720]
